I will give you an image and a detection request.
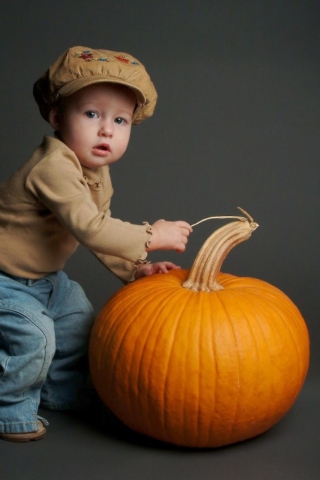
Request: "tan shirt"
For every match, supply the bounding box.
[0,135,151,281]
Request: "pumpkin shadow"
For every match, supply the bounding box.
[71,399,287,453]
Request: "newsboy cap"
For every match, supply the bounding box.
[33,46,158,125]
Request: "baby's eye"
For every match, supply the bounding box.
[85,111,99,119]
[114,117,126,125]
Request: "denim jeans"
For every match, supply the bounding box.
[0,270,95,433]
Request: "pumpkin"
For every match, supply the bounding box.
[89,211,310,448]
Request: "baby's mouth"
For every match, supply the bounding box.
[93,143,111,155]
[96,143,110,151]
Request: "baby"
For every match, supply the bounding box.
[0,46,192,442]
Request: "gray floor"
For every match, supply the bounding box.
[1,376,319,480]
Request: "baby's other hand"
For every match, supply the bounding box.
[135,261,180,280]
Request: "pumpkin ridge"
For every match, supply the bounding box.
[136,287,190,437]
[188,292,216,445]
[225,281,308,340]
[196,293,208,445]
[208,292,242,443]
[256,289,307,336]
[207,296,219,444]
[131,292,164,429]
[101,307,133,409]
[100,287,149,359]
[117,284,195,440]
[225,289,276,434]
[134,292,171,434]
[257,292,308,390]
[215,292,243,442]
[183,292,205,444]
[161,292,196,443]
[233,288,308,428]
[259,301,302,424]
[140,298,173,438]
[89,295,135,390]
[238,287,307,371]
[126,288,181,429]
[107,292,152,421]
[197,293,218,445]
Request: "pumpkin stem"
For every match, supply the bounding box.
[183,210,259,292]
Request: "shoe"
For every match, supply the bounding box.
[0,420,47,443]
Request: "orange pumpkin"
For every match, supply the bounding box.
[89,213,310,448]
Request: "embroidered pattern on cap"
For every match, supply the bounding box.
[73,50,139,65]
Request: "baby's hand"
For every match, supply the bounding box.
[147,220,192,252]
[135,261,180,280]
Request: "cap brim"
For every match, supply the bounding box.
[58,76,146,106]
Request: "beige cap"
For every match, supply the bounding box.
[33,46,158,125]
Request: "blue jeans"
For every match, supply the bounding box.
[0,270,95,433]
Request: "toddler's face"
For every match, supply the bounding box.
[49,83,136,169]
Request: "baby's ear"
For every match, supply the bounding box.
[48,107,60,130]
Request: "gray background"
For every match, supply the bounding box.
[1,1,319,479]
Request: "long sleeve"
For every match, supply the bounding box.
[0,136,151,279]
